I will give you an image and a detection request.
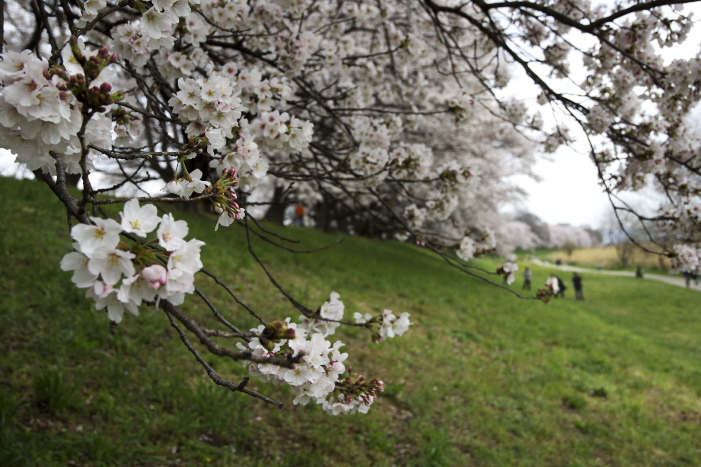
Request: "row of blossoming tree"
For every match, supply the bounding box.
[2,0,701,413]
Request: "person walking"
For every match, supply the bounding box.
[684,271,692,288]
[294,203,307,226]
[522,266,533,291]
[555,275,567,299]
[572,273,584,301]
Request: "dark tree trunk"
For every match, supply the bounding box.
[65,173,81,187]
[265,185,287,224]
[315,196,334,232]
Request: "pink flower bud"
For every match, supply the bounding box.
[142,264,168,289]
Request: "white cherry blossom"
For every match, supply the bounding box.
[120,199,160,237]
[71,218,122,257]
[157,213,188,250]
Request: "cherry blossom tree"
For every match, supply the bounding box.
[2,0,701,411]
[494,220,542,252]
[548,223,600,249]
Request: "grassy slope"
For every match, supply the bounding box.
[1,176,700,466]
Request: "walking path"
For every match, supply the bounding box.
[531,260,701,292]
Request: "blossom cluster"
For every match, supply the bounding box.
[238,292,410,415]
[586,105,612,134]
[165,168,210,198]
[236,68,294,116]
[208,168,247,230]
[426,196,460,222]
[347,118,393,179]
[210,135,267,189]
[659,196,701,241]
[498,260,519,285]
[449,90,475,123]
[504,100,528,125]
[350,144,390,185]
[354,309,413,343]
[322,371,385,416]
[456,231,497,262]
[251,110,314,155]
[438,160,473,195]
[536,276,561,303]
[670,244,701,274]
[110,0,194,67]
[60,200,204,323]
[112,104,144,146]
[0,50,82,174]
[168,74,246,146]
[391,143,433,180]
[346,117,442,188]
[298,291,345,337]
[274,29,321,75]
[0,38,120,175]
[403,204,427,230]
[166,165,245,231]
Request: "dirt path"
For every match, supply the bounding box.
[532,260,701,292]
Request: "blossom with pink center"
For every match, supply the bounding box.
[141,264,168,289]
[157,213,188,250]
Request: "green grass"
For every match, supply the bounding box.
[1,176,700,466]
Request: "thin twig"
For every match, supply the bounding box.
[162,306,285,408]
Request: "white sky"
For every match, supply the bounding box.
[506,148,611,228]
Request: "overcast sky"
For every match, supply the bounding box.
[505,148,611,228]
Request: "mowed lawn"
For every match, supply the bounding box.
[1,176,700,466]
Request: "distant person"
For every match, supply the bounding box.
[684,271,692,288]
[572,273,584,301]
[695,274,700,286]
[555,275,567,298]
[635,267,644,279]
[546,274,560,296]
[294,203,307,226]
[522,267,533,291]
[597,262,603,271]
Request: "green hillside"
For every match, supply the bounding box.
[1,177,700,466]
